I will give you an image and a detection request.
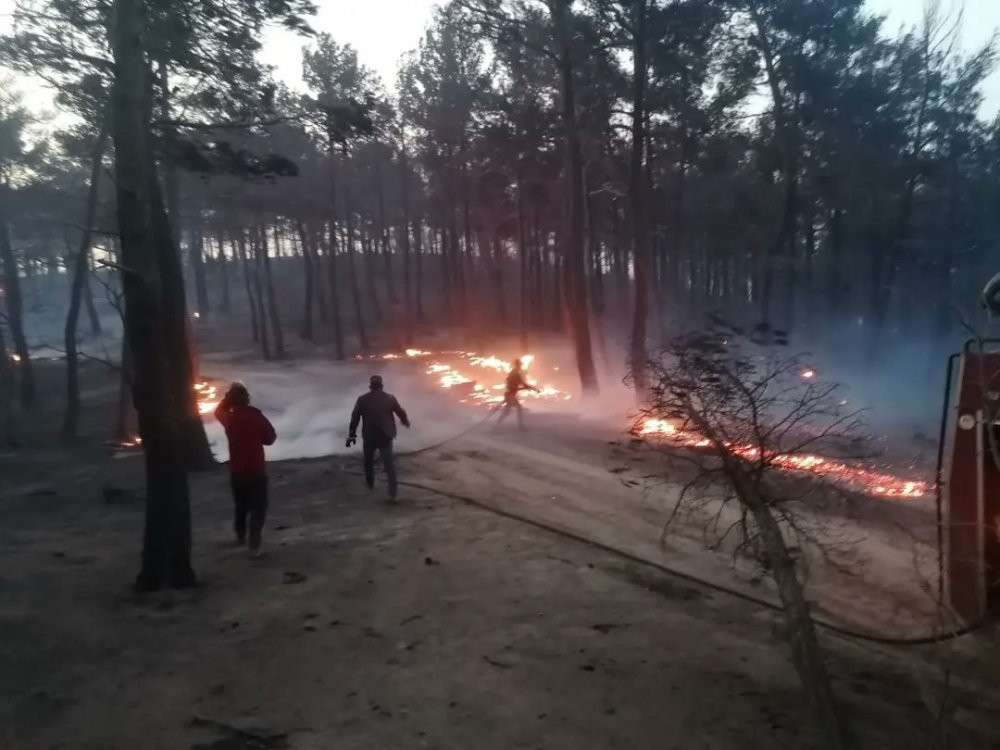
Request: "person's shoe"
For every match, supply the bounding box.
[235,536,246,547]
[249,545,263,559]
[365,476,375,490]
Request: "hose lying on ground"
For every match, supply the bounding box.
[341,431,983,646]
[339,404,985,646]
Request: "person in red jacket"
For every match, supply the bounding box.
[214,383,277,557]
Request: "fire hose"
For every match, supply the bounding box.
[338,440,986,648]
[393,402,504,458]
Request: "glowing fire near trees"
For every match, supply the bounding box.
[635,417,929,498]
[383,349,572,406]
[194,381,220,415]
[375,347,930,499]
[119,380,221,449]
[116,347,930,499]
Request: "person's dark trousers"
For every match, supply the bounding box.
[363,437,397,499]
[231,470,269,549]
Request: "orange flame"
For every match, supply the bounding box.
[638,417,929,498]
[194,381,219,415]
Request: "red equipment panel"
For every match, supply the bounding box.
[944,351,1000,623]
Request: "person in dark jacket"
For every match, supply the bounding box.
[347,375,410,500]
[496,358,538,430]
[215,383,277,556]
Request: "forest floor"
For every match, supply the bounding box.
[2,358,1000,749]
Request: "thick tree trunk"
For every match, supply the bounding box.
[551,0,598,392]
[111,0,196,590]
[63,122,109,439]
[749,2,798,328]
[150,58,213,471]
[0,218,35,407]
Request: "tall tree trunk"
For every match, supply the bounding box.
[517,178,529,350]
[360,229,382,325]
[216,235,232,313]
[587,184,604,318]
[190,211,210,319]
[0,309,14,445]
[414,219,425,322]
[111,0,196,590]
[323,221,345,358]
[399,151,414,344]
[83,253,102,336]
[151,57,214,470]
[551,0,598,392]
[235,230,260,343]
[748,1,797,327]
[0,218,35,407]
[114,335,138,442]
[492,233,507,323]
[325,165,345,356]
[827,206,843,315]
[376,158,397,304]
[262,225,285,358]
[461,188,473,316]
[63,121,109,439]
[533,203,544,327]
[440,225,452,316]
[343,182,369,350]
[296,218,315,341]
[309,223,329,323]
[250,227,272,359]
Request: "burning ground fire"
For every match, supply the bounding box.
[381,349,929,499]
[119,380,221,449]
[637,419,929,499]
[378,348,572,406]
[124,349,931,499]
[194,381,220,415]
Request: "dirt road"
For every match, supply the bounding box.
[1,361,998,749]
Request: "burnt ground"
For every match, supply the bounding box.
[2,360,1000,749]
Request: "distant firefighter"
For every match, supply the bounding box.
[496,358,539,430]
[347,375,410,501]
[214,382,277,557]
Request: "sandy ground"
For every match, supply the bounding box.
[2,359,1000,749]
